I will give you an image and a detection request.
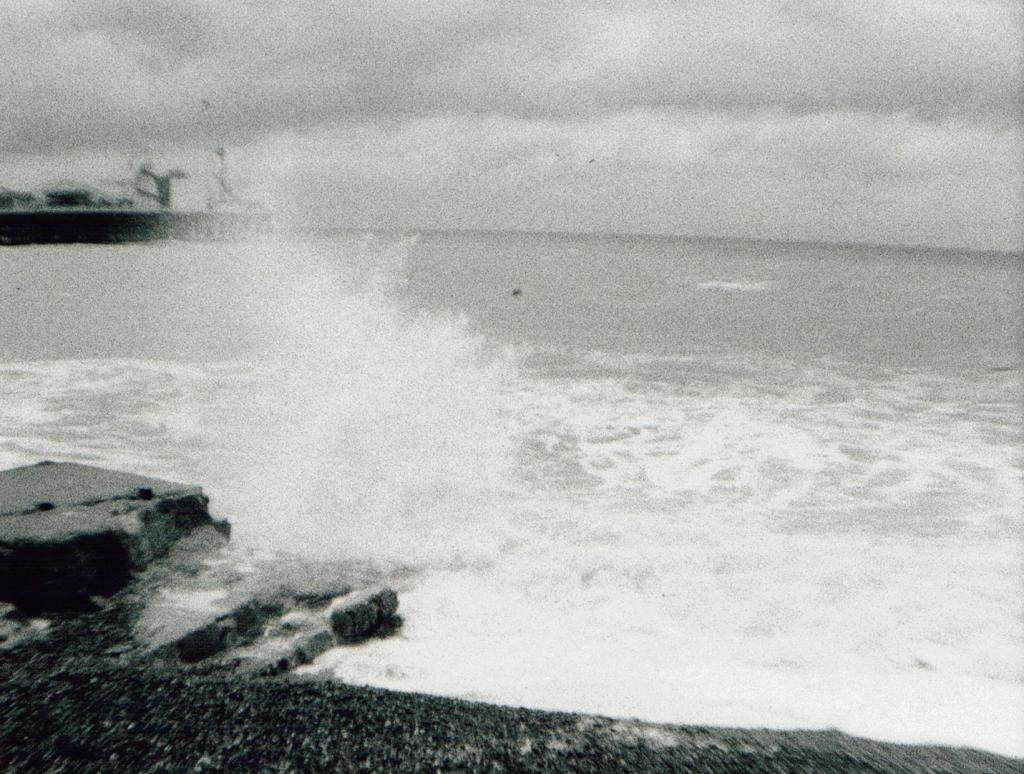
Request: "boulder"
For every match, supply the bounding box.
[164,588,381,669]
[172,598,286,663]
[0,461,230,612]
[229,627,337,676]
[329,586,400,642]
[292,628,335,664]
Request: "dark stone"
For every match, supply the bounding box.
[134,494,230,563]
[329,587,400,643]
[0,462,229,613]
[172,599,287,663]
[177,621,232,663]
[0,531,134,612]
[292,629,334,665]
[247,628,337,676]
[230,599,286,640]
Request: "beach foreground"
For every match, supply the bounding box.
[3,633,1020,772]
[0,464,1018,773]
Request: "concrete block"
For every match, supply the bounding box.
[329,586,399,642]
[0,461,229,612]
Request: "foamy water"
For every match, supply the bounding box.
[0,233,1020,755]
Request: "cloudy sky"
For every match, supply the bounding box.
[2,0,1021,250]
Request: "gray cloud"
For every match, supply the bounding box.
[248,110,1021,250]
[2,1,1020,152]
[1,1,1020,249]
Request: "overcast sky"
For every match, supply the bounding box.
[2,0,1021,250]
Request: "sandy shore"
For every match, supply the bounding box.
[2,604,1019,773]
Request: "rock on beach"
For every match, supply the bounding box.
[329,586,400,642]
[1,460,1020,771]
[0,461,229,612]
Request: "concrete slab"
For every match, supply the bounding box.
[0,461,222,612]
[0,461,196,517]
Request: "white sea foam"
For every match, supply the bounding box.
[696,279,774,292]
[289,357,1020,755]
[158,589,229,614]
[303,357,1023,756]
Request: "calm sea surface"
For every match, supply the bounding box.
[1,231,1021,754]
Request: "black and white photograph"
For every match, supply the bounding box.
[1,1,1021,770]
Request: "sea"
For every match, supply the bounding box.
[1,230,1021,756]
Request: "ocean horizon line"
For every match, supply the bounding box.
[294,224,1024,259]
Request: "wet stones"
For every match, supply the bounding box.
[329,587,400,643]
[163,587,401,672]
[173,598,287,663]
[234,627,338,677]
[0,461,403,676]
